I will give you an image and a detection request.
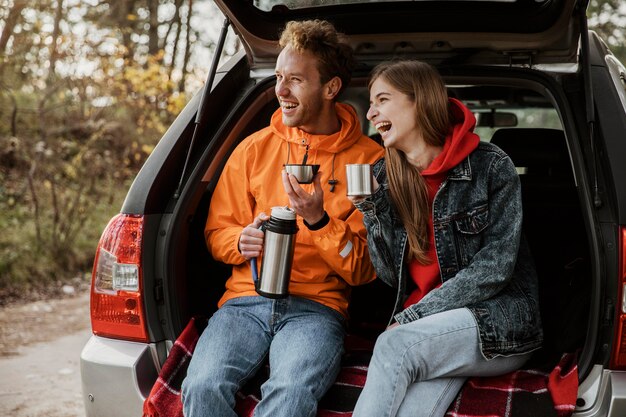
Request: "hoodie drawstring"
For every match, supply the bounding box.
[329,153,338,192]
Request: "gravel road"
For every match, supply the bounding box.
[0,289,91,417]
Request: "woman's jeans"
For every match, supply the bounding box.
[181,296,345,417]
[352,308,531,417]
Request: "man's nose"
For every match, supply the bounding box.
[276,79,288,97]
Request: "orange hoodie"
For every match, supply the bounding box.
[205,103,384,317]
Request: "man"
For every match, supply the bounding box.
[182,19,383,417]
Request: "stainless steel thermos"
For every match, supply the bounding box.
[251,206,298,298]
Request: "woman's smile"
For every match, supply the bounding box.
[367,77,419,151]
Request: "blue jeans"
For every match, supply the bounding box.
[181,296,346,417]
[352,308,532,417]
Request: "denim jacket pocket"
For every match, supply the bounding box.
[453,204,489,266]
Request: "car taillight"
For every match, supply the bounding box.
[90,213,148,342]
[610,226,626,369]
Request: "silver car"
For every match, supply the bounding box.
[81,0,626,416]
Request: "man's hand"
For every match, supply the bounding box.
[282,170,325,224]
[238,213,269,260]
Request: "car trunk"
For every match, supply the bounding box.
[157,61,595,397]
[148,0,599,412]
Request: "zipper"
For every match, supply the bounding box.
[388,233,408,328]
[388,178,448,326]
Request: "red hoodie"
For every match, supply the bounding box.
[404,98,480,308]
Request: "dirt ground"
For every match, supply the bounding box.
[0,287,91,417]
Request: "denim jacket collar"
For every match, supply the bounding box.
[448,156,472,181]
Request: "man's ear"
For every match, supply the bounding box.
[324,76,342,100]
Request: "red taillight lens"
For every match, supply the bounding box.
[610,226,626,369]
[90,213,148,342]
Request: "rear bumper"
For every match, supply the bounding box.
[80,335,159,417]
[575,366,626,417]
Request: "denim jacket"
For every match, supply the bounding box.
[355,142,543,359]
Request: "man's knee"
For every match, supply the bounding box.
[182,370,239,413]
[260,382,318,414]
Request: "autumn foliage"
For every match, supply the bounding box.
[0,0,233,301]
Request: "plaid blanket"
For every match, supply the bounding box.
[143,317,206,417]
[143,317,578,417]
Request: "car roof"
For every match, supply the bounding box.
[214,0,583,69]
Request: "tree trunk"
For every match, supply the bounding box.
[168,2,184,84]
[160,0,184,52]
[178,0,193,93]
[110,0,137,61]
[147,0,159,56]
[0,0,28,56]
[48,0,64,81]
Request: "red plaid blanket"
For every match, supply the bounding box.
[143,317,577,417]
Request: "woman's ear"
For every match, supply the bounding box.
[324,76,342,100]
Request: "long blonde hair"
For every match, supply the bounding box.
[369,61,451,263]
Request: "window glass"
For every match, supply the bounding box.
[475,109,562,142]
[253,0,521,11]
[365,108,561,140]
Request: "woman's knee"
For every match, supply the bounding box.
[372,328,406,361]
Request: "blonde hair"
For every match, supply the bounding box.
[369,60,451,263]
[279,20,355,97]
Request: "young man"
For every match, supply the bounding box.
[181,20,384,417]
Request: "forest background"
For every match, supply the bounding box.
[0,0,625,304]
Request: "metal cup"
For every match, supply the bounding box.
[284,164,320,184]
[346,164,373,197]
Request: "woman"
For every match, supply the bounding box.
[350,60,543,417]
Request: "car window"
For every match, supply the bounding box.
[474,108,562,142]
[365,107,562,142]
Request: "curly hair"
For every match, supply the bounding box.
[279,20,355,96]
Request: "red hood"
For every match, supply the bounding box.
[423,98,479,177]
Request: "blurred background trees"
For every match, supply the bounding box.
[0,0,624,302]
[588,0,626,61]
[0,0,238,301]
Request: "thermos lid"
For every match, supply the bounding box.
[271,206,297,221]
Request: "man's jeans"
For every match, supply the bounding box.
[181,296,346,417]
[352,308,531,417]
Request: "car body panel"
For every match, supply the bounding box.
[80,336,158,417]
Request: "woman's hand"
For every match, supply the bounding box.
[347,176,380,205]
